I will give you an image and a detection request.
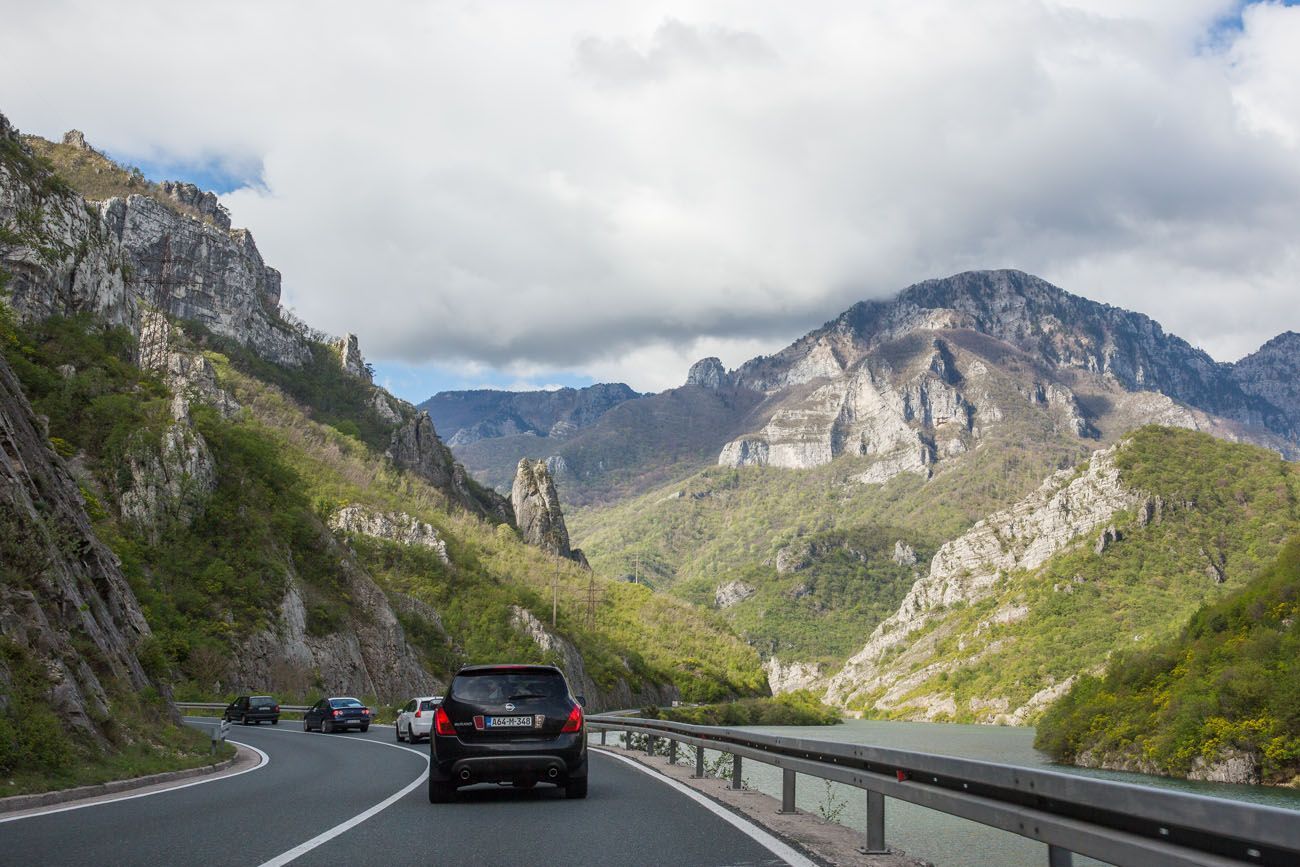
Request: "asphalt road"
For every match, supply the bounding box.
[0,719,801,867]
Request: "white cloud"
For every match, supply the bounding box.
[2,0,1298,391]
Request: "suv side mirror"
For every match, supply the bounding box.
[576,695,587,708]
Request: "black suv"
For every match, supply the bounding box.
[224,695,280,725]
[429,664,587,802]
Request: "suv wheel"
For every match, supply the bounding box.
[565,777,588,799]
[428,778,456,803]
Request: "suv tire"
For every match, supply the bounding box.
[565,777,588,799]
[428,779,456,803]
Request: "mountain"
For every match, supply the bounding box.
[0,112,765,789]
[420,383,640,447]
[442,270,1299,510]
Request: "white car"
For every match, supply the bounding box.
[396,695,443,743]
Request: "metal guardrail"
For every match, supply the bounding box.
[176,702,311,713]
[587,714,1300,867]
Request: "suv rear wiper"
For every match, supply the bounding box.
[507,693,548,700]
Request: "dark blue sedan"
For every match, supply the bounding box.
[304,696,372,733]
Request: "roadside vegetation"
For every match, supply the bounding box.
[1036,536,1300,784]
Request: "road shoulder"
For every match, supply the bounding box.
[0,742,262,819]
[591,744,931,867]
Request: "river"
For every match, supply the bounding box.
[705,720,1300,867]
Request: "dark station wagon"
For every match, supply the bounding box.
[429,664,587,802]
[224,695,280,725]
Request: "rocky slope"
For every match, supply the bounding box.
[2,110,762,724]
[823,427,1300,723]
[0,349,161,742]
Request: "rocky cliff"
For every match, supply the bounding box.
[1,118,310,369]
[824,444,1143,716]
[511,458,587,565]
[387,411,512,521]
[0,350,161,740]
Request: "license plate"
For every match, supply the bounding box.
[486,715,535,728]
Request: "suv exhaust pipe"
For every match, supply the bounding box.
[459,769,472,781]
[547,767,558,779]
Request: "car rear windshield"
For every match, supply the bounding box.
[450,671,569,703]
[420,699,439,710]
[329,698,364,708]
[251,697,276,707]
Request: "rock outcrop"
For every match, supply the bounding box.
[158,180,231,231]
[328,504,450,565]
[765,657,825,694]
[334,333,372,382]
[714,580,756,608]
[0,351,160,738]
[686,357,728,389]
[511,458,585,564]
[137,310,240,418]
[825,444,1143,713]
[0,114,310,369]
[387,412,512,521]
[118,395,217,540]
[508,605,677,711]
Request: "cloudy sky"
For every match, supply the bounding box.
[3,0,1299,399]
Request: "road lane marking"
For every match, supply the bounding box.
[257,742,430,867]
[592,747,817,867]
[0,741,270,824]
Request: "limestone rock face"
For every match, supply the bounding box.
[511,458,579,561]
[118,397,217,541]
[387,412,512,521]
[334,333,372,383]
[158,180,231,231]
[714,580,756,608]
[328,504,449,565]
[234,556,433,701]
[719,345,972,486]
[825,444,1143,712]
[765,657,825,694]
[686,357,728,389]
[1,113,310,370]
[1188,749,1261,785]
[0,351,159,739]
[509,605,678,711]
[137,310,240,417]
[891,541,918,566]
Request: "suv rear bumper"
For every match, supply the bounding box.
[431,734,586,786]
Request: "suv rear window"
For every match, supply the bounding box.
[450,671,569,703]
[251,697,276,707]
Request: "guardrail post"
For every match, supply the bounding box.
[647,735,657,756]
[779,768,797,813]
[668,739,678,764]
[859,789,887,854]
[600,729,606,746]
[693,745,705,778]
[731,754,743,790]
[1048,845,1073,867]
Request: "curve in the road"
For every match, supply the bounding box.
[4,721,805,867]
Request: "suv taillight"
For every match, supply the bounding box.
[560,704,583,733]
[434,706,455,736]
[273,705,280,713]
[332,709,342,718]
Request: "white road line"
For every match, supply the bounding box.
[257,742,430,867]
[593,747,817,867]
[0,741,270,824]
